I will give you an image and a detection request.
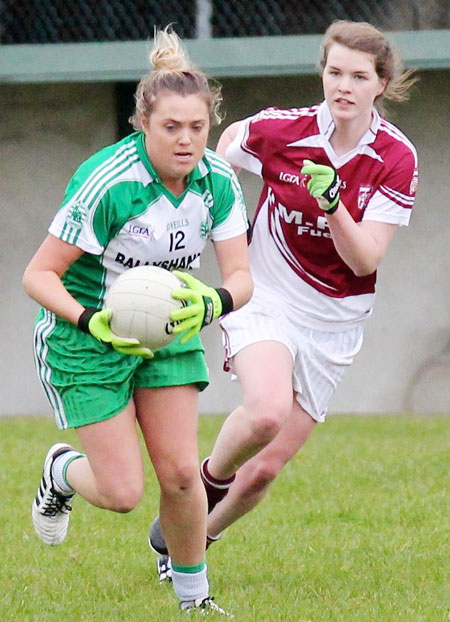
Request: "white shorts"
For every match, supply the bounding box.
[220,293,364,423]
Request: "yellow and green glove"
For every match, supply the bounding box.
[301,159,341,214]
[78,308,154,358]
[170,271,234,344]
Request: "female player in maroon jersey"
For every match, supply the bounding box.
[150,20,418,571]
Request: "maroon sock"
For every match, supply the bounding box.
[201,457,236,514]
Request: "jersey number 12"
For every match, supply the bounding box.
[169,231,186,252]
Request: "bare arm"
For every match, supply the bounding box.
[327,206,397,276]
[301,161,398,275]
[213,233,253,310]
[23,234,85,324]
[216,121,243,174]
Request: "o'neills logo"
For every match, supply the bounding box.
[329,179,340,198]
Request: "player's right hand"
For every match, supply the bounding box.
[301,159,341,213]
[78,308,154,358]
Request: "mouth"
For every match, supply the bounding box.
[174,152,193,162]
[335,97,354,107]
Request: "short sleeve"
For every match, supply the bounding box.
[48,161,116,254]
[363,146,418,227]
[225,108,282,177]
[205,151,249,242]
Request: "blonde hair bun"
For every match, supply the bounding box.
[150,27,193,73]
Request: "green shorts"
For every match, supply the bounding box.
[33,309,209,430]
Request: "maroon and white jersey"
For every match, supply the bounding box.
[226,101,418,330]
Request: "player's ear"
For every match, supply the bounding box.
[141,114,150,132]
[376,77,388,98]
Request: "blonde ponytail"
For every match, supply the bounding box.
[149,27,192,74]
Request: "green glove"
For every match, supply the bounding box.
[170,271,234,344]
[78,308,154,358]
[301,159,341,213]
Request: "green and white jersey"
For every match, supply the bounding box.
[49,132,248,308]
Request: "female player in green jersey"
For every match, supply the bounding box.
[23,26,252,616]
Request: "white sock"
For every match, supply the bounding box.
[171,564,209,602]
[51,450,84,495]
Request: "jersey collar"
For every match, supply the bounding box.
[317,100,381,146]
[136,132,210,186]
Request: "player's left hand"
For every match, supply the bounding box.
[79,307,154,358]
[301,159,341,213]
[170,271,226,344]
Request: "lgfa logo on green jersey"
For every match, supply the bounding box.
[66,201,88,228]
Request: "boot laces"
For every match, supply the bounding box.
[42,489,72,517]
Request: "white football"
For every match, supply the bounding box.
[105,266,184,351]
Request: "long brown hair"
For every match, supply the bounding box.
[320,20,417,114]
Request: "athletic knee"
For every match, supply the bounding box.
[250,461,280,490]
[240,457,284,496]
[244,397,291,445]
[158,459,200,499]
[98,481,144,513]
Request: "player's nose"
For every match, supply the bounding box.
[338,75,352,92]
[178,129,192,145]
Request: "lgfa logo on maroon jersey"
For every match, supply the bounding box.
[357,186,373,210]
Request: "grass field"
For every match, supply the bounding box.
[0,414,448,621]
